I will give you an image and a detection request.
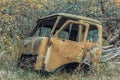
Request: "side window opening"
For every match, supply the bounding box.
[58,30,69,39]
[58,23,78,41]
[78,25,85,42]
[69,26,78,41]
[87,25,98,42]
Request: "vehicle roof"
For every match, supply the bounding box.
[38,13,101,25]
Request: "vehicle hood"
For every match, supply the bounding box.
[20,37,47,55]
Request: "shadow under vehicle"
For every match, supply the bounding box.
[17,13,102,74]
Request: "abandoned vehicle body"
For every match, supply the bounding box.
[18,13,102,73]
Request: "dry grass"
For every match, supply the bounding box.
[0,36,120,80]
[0,64,120,80]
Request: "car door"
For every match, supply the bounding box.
[44,20,89,72]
